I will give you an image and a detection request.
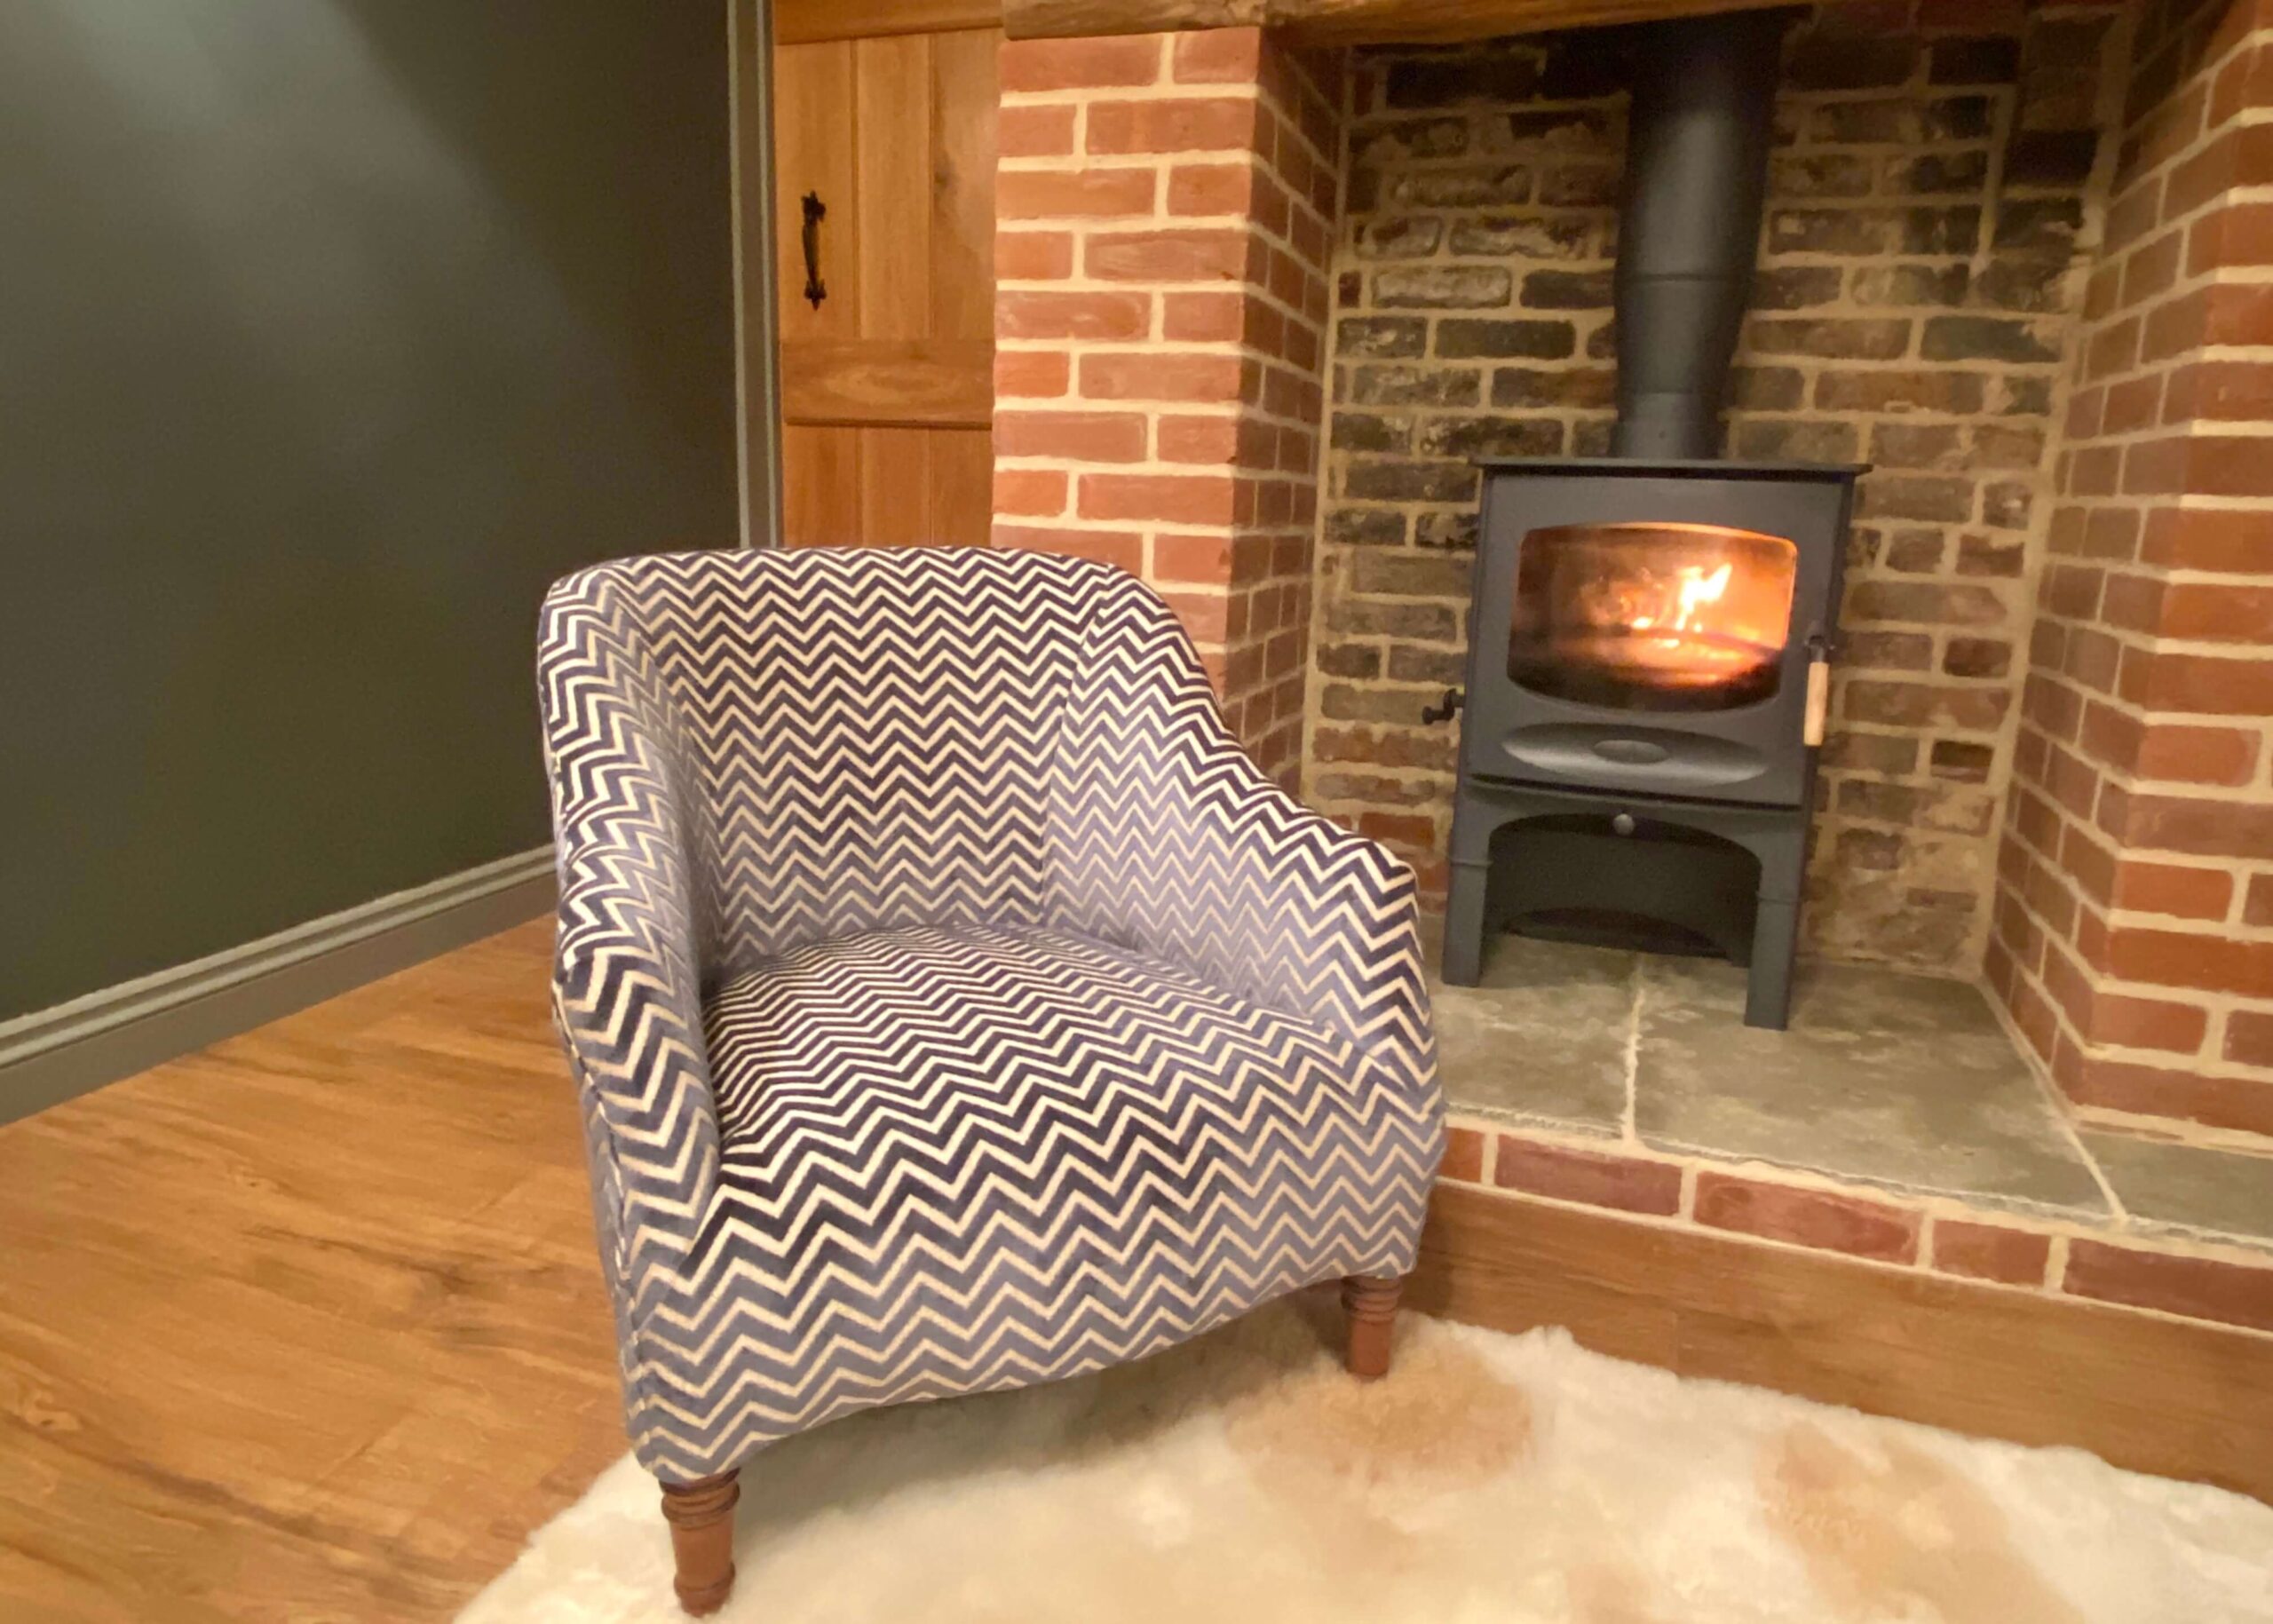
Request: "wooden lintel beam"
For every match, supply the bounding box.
[1003,0,1790,45]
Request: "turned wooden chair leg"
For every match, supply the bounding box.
[660,1470,741,1616]
[1342,1272,1403,1381]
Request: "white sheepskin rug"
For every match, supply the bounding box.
[460,1296,2273,1623]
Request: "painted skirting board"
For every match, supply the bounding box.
[0,848,555,1126]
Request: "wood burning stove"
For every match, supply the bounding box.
[1440,457,1860,1028]
[1436,9,1865,1029]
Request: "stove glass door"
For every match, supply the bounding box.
[1509,521,1799,712]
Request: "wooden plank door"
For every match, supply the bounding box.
[771,8,1000,548]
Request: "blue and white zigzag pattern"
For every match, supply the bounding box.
[538,546,1443,1483]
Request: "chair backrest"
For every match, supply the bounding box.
[541,545,1121,982]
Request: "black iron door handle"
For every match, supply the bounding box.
[800,192,827,310]
[1422,687,1464,725]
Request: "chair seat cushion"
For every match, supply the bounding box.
[672,923,1436,1455]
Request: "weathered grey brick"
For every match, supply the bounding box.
[1733,419,1860,463]
[1537,163,1618,207]
[1332,411,1412,454]
[1356,216,1445,260]
[1857,475,1977,525]
[1807,99,1920,144]
[1492,107,1615,152]
[1447,214,1592,258]
[1414,511,1479,551]
[1747,317,1913,360]
[1350,549,1476,598]
[1902,205,1983,254]
[1929,739,1996,782]
[1849,581,2008,627]
[1885,151,1992,194]
[1350,365,1481,406]
[1975,254,2074,313]
[1770,208,1898,256]
[1491,365,1616,408]
[1415,416,1565,459]
[1374,264,1514,309]
[1336,316,1428,359]
[1390,165,1534,208]
[1871,423,1967,470]
[1992,375,2055,416]
[1921,315,2060,364]
[1351,117,1470,162]
[1520,268,1614,309]
[1882,527,1947,573]
[1387,644,1468,685]
[1342,457,1477,503]
[1325,506,1408,546]
[1772,152,1876,198]
[1956,533,2026,577]
[1327,597,1459,640]
[1851,263,1970,308]
[1993,197,2084,251]
[1981,479,2034,529]
[1435,318,1579,360]
[1824,731,1921,775]
[1816,369,1985,414]
[1323,681,1437,725]
[1944,637,2014,678]
[1730,367,1808,410]
[1754,265,1846,310]
[1316,641,1383,680]
[1843,630,1936,672]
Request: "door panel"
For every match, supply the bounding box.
[772,41,857,347]
[929,429,996,546]
[781,424,859,548]
[854,37,933,341]
[859,427,934,546]
[929,28,1001,342]
[771,21,998,548]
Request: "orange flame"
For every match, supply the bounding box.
[1674,562,1733,631]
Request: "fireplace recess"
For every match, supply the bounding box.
[1435,10,1864,1029]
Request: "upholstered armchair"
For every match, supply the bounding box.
[537,546,1444,1614]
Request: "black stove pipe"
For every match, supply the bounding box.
[1611,11,1788,460]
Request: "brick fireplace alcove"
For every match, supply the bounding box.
[986,0,2273,1459]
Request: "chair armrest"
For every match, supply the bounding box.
[1147,755,1439,1097]
[539,572,722,1315]
[1051,570,1437,1097]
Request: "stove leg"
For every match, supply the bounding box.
[1443,857,1490,986]
[1740,815,1809,1031]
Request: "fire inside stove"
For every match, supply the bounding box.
[1509,521,1799,712]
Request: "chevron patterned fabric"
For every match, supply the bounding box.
[537,545,1444,1485]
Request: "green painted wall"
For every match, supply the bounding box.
[0,2,741,1020]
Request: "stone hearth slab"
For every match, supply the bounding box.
[1429,936,1631,1138]
[1634,955,2109,1218]
[2080,1131,2273,1248]
[1432,934,2110,1219]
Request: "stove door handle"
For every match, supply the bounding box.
[1421,687,1464,726]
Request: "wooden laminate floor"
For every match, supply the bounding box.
[0,921,625,1624]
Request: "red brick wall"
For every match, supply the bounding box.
[1992,0,2273,1137]
[992,29,1342,786]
